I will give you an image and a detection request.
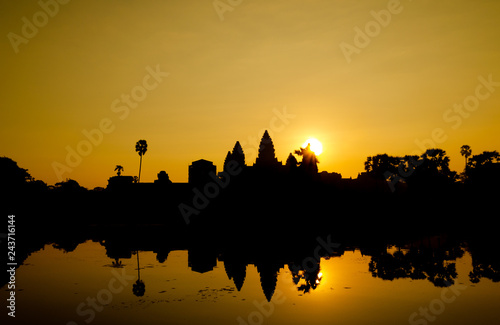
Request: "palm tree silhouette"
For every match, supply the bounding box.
[132,250,145,297]
[460,145,472,170]
[114,165,124,176]
[135,140,148,182]
[295,143,319,174]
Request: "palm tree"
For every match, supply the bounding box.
[295,143,319,175]
[460,145,472,170]
[132,250,145,297]
[114,165,124,176]
[135,140,148,182]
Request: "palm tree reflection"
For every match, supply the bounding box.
[132,250,146,297]
[289,260,322,294]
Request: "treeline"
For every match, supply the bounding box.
[2,145,499,195]
[363,147,500,192]
[0,156,87,194]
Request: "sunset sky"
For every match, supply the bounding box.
[1,0,499,188]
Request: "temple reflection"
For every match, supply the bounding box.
[3,224,499,301]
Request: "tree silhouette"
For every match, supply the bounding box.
[114,165,124,176]
[364,154,400,180]
[467,150,500,169]
[405,149,456,188]
[135,140,148,182]
[295,143,319,175]
[419,149,452,174]
[460,145,472,171]
[54,179,87,192]
[0,156,33,192]
[465,150,500,186]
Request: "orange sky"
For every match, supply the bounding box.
[1,0,499,188]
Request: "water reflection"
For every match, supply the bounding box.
[289,260,322,294]
[110,258,123,268]
[4,225,499,301]
[366,236,464,287]
[132,251,146,297]
[468,238,500,283]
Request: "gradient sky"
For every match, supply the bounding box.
[1,0,499,188]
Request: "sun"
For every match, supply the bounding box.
[302,138,323,155]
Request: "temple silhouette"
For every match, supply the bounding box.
[1,131,499,299]
[106,129,314,191]
[1,129,499,229]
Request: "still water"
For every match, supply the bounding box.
[2,231,499,325]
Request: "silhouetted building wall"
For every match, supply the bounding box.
[188,247,217,273]
[107,176,134,191]
[319,171,342,184]
[189,159,216,186]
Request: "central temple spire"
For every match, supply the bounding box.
[254,130,279,167]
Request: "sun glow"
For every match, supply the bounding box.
[303,138,323,155]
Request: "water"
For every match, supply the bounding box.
[2,229,499,325]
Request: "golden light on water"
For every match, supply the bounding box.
[316,272,323,284]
